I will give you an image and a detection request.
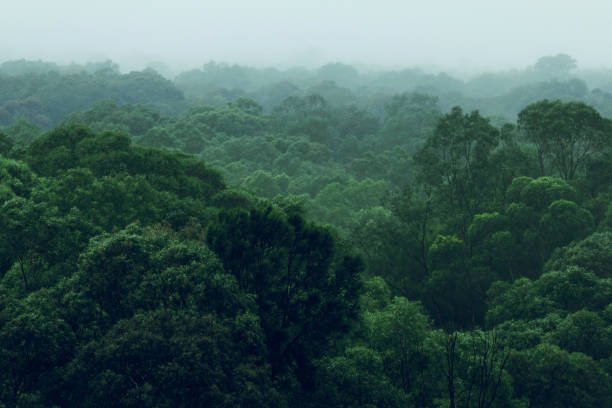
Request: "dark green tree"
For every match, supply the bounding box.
[415,106,499,239]
[207,204,362,393]
[508,343,611,408]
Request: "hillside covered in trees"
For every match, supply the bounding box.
[1,56,611,407]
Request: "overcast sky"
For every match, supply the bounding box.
[1,0,611,75]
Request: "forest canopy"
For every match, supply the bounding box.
[1,57,611,407]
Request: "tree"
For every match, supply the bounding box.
[533,53,577,77]
[0,293,76,406]
[0,156,37,198]
[549,309,610,359]
[272,94,334,142]
[364,297,431,398]
[2,118,41,145]
[518,100,612,180]
[316,63,359,87]
[532,266,611,313]
[485,278,555,327]
[517,176,576,211]
[317,346,407,408]
[0,130,14,155]
[53,224,287,407]
[468,212,518,281]
[65,309,278,408]
[0,197,49,290]
[508,343,611,408]
[545,231,612,278]
[415,106,499,239]
[539,199,594,254]
[486,266,611,326]
[306,81,356,106]
[381,93,441,152]
[424,235,492,327]
[206,204,362,392]
[231,97,264,116]
[444,330,513,408]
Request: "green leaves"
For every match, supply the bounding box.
[518,99,612,179]
[319,345,408,408]
[46,224,282,407]
[415,106,501,238]
[549,309,610,359]
[518,176,576,211]
[508,343,611,408]
[0,294,77,406]
[540,199,594,252]
[364,297,431,394]
[486,266,611,326]
[67,309,274,408]
[207,204,362,387]
[545,232,612,278]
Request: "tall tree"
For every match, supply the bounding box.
[415,106,499,239]
[207,204,362,392]
[518,100,612,180]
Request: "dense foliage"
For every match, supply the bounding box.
[1,56,611,407]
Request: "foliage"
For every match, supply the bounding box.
[518,99,612,179]
[2,57,612,406]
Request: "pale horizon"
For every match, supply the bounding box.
[2,0,612,77]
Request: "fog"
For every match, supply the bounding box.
[2,0,611,75]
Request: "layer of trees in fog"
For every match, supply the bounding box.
[0,55,611,407]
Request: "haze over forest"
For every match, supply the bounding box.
[3,0,612,75]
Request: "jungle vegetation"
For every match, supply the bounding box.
[1,55,611,407]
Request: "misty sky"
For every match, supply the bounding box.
[2,0,611,74]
